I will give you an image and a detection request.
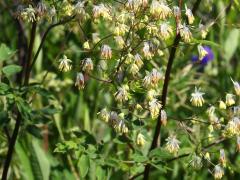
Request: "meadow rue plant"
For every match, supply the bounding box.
[0,0,239,179]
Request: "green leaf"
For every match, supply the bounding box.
[78,154,90,178]
[26,124,43,139]
[2,64,22,77]
[32,140,50,180]
[96,166,106,180]
[0,111,10,126]
[0,44,15,62]
[224,29,240,61]
[0,82,10,94]
[15,142,34,180]
[132,153,148,163]
[149,148,172,160]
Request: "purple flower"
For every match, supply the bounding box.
[191,46,214,66]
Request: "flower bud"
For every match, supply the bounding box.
[231,78,240,96]
[82,58,93,72]
[101,44,112,59]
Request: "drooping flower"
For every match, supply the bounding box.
[134,54,143,68]
[74,1,86,15]
[219,149,226,166]
[136,133,146,146]
[213,165,224,179]
[20,5,37,22]
[114,36,125,48]
[231,78,240,96]
[114,23,128,36]
[160,109,167,126]
[185,5,194,24]
[114,85,129,102]
[179,24,192,42]
[97,108,110,122]
[159,23,173,40]
[165,135,180,154]
[58,55,72,72]
[150,1,172,19]
[192,46,214,66]
[225,93,235,106]
[190,87,205,107]
[101,44,112,59]
[219,100,226,109]
[92,4,111,20]
[82,58,93,72]
[149,98,162,119]
[198,45,208,61]
[190,154,202,170]
[142,42,154,59]
[75,72,85,89]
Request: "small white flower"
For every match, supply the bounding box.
[213,165,224,179]
[74,1,85,15]
[114,36,125,48]
[190,87,205,107]
[165,135,180,154]
[190,154,202,170]
[134,54,143,68]
[58,55,72,72]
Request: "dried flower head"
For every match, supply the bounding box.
[190,87,205,107]
[165,135,180,154]
[58,55,72,72]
